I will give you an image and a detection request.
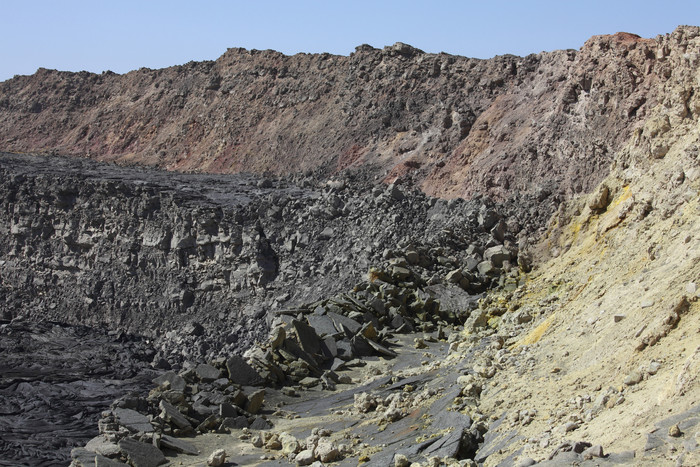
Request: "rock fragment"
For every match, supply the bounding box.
[226,355,264,386]
[159,400,191,429]
[118,438,166,467]
[160,435,198,455]
[668,424,682,437]
[113,408,153,433]
[207,449,226,466]
[294,449,315,465]
[246,389,266,414]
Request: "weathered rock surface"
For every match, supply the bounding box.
[2,24,700,467]
[3,28,699,202]
[0,152,541,366]
[0,151,536,465]
[0,319,156,465]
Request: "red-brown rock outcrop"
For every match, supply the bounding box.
[2,27,698,201]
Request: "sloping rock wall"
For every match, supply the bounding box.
[0,153,545,364]
[3,28,698,201]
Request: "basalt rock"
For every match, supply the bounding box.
[0,152,535,367]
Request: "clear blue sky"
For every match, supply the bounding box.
[1,1,698,82]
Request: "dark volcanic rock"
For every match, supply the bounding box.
[0,320,156,466]
[0,149,540,464]
[113,408,153,434]
[118,437,166,467]
[226,355,264,386]
[159,435,198,455]
[0,152,547,365]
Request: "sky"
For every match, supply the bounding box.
[1,1,699,82]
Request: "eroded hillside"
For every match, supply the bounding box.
[3,27,699,202]
[0,25,699,467]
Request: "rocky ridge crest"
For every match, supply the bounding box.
[2,27,699,202]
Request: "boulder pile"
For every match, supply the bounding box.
[70,356,273,466]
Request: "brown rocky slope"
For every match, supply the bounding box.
[2,27,699,201]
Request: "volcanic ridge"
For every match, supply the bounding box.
[0,26,699,467]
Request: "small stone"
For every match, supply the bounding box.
[246,389,265,414]
[474,363,496,378]
[280,432,301,456]
[446,269,463,283]
[222,415,249,429]
[299,377,321,388]
[118,438,166,467]
[477,261,496,276]
[360,322,378,340]
[184,321,204,336]
[219,402,238,418]
[641,300,654,309]
[195,363,222,382]
[84,436,120,457]
[318,227,334,240]
[265,437,282,450]
[293,319,322,355]
[226,355,264,386]
[160,435,198,455]
[394,453,411,467]
[687,282,697,295]
[294,449,315,465]
[613,314,625,323]
[382,407,403,423]
[249,416,272,430]
[573,441,592,453]
[251,434,263,448]
[582,444,604,459]
[207,448,226,466]
[71,448,123,467]
[113,408,153,433]
[392,266,411,280]
[515,458,537,467]
[269,326,286,349]
[414,338,428,349]
[315,442,339,462]
[159,400,191,429]
[484,245,511,268]
[354,392,377,413]
[624,370,643,386]
[648,361,661,375]
[405,250,420,264]
[560,421,579,433]
[153,371,186,392]
[669,424,682,437]
[388,183,405,201]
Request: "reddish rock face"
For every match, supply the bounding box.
[0,27,697,201]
